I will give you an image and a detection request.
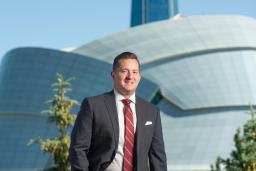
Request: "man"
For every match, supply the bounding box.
[70,52,167,171]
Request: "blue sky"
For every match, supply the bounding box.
[1,0,256,59]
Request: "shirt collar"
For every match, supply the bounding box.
[114,89,136,104]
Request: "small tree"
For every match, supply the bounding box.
[211,105,256,171]
[28,73,79,171]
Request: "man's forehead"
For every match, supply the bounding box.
[118,59,139,65]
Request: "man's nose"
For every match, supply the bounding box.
[127,71,133,78]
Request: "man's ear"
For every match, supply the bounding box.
[111,71,114,79]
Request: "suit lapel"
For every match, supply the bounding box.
[104,91,119,148]
[135,96,145,163]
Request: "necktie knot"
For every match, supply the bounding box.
[122,99,132,105]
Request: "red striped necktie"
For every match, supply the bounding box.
[122,99,134,171]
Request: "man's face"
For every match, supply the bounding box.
[111,58,141,98]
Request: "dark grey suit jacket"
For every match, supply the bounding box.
[70,91,167,171]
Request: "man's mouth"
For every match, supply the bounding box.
[124,81,134,85]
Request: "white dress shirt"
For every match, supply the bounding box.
[105,90,137,171]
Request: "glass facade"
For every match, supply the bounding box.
[131,0,179,27]
[1,15,256,171]
[159,100,250,170]
[0,113,57,170]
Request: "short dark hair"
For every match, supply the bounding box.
[112,52,140,71]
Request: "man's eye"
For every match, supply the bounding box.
[120,70,128,73]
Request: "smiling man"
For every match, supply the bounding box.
[70,52,167,171]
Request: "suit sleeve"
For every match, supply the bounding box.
[148,108,167,171]
[70,99,93,171]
